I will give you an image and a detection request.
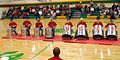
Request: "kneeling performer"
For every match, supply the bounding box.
[105,19,117,40]
[93,18,104,40]
[45,18,57,38]
[8,18,18,36]
[23,19,32,36]
[75,18,88,40]
[62,19,73,40]
[34,18,43,37]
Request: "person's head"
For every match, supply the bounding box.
[50,18,53,21]
[36,18,40,21]
[96,19,100,22]
[113,3,115,5]
[110,19,113,23]
[53,47,60,57]
[80,18,84,22]
[96,16,100,22]
[10,18,13,21]
[25,19,28,21]
[67,18,70,22]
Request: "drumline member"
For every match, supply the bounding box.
[48,18,57,37]
[64,18,73,33]
[75,18,88,39]
[9,18,18,35]
[62,18,73,39]
[105,19,117,40]
[23,19,32,36]
[35,18,43,36]
[93,18,104,40]
[65,19,73,34]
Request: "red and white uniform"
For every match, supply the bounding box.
[23,20,32,27]
[77,21,87,28]
[93,21,103,27]
[105,23,116,28]
[93,21,103,35]
[48,21,57,28]
[9,21,17,28]
[65,22,73,27]
[35,21,43,28]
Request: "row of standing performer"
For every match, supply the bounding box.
[8,18,117,40]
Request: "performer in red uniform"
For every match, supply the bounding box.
[48,47,62,60]
[23,19,32,36]
[35,18,43,36]
[75,18,88,39]
[92,18,104,40]
[48,18,57,36]
[9,19,17,35]
[105,19,117,40]
[48,18,57,28]
[65,19,73,27]
[64,18,73,34]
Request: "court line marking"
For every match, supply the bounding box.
[30,42,53,60]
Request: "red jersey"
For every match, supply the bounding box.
[23,20,32,27]
[48,21,57,28]
[65,22,73,27]
[35,21,43,28]
[48,56,62,60]
[105,23,116,28]
[93,21,103,27]
[9,21,17,28]
[77,21,87,28]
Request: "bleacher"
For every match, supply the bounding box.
[1,0,120,19]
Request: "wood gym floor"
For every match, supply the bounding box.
[0,18,120,60]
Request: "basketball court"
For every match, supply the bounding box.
[0,18,120,60]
